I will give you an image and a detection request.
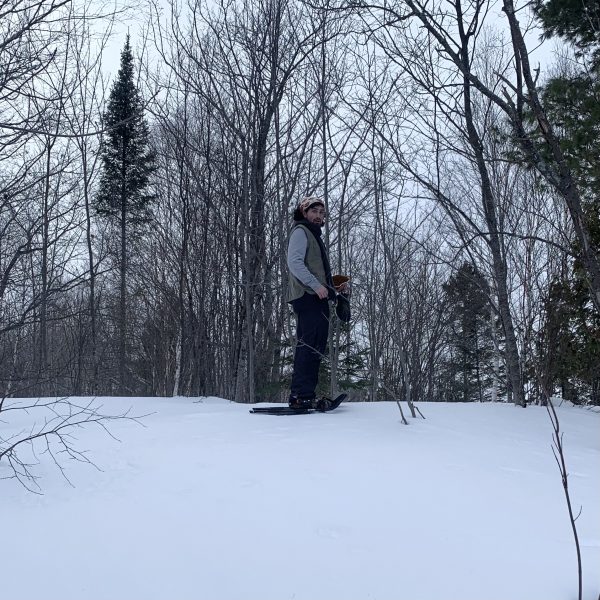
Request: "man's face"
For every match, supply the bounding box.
[304,205,326,227]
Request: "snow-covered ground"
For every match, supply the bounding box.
[2,397,599,600]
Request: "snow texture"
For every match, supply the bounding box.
[2,397,599,600]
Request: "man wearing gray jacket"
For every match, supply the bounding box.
[286,196,335,409]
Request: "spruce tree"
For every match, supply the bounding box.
[535,0,600,205]
[96,35,155,394]
[535,0,600,65]
[534,0,600,404]
[441,263,495,402]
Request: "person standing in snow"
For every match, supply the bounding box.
[286,196,347,409]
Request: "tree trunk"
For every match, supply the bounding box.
[460,43,526,407]
[120,150,128,395]
[39,144,52,396]
[82,146,98,395]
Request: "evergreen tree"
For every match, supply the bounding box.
[96,35,156,394]
[318,334,370,399]
[441,263,496,402]
[540,277,600,404]
[534,0,599,231]
[534,0,600,404]
[535,0,600,65]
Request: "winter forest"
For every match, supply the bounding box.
[1,0,599,407]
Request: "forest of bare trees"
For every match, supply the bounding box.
[1,0,598,406]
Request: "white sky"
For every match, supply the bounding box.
[96,0,562,84]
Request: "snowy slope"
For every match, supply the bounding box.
[1,397,599,600]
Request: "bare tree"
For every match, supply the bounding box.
[338,0,600,316]
[332,5,528,405]
[149,0,338,401]
[63,10,114,394]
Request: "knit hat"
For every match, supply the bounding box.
[299,196,325,212]
[293,196,325,221]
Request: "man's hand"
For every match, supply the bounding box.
[315,286,329,299]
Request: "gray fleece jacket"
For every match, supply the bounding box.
[286,228,322,292]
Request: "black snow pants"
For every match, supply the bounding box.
[290,292,330,400]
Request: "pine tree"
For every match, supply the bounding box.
[534,0,600,404]
[96,35,156,394]
[535,0,600,65]
[441,263,496,402]
[540,277,600,405]
[534,0,599,228]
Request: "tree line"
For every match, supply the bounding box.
[0,0,598,406]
